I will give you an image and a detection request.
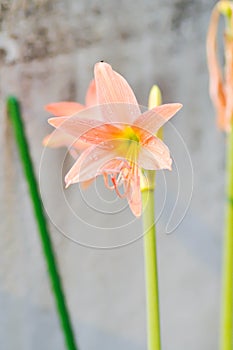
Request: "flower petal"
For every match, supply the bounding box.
[85,79,97,106]
[94,62,139,105]
[44,102,85,116]
[126,166,142,217]
[77,123,122,143]
[65,141,121,185]
[128,188,141,217]
[43,130,75,148]
[48,106,105,139]
[134,103,182,136]
[48,116,122,146]
[138,135,172,170]
[43,129,90,159]
[94,62,141,122]
[48,116,100,137]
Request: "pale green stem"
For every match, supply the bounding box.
[220,127,233,350]
[142,171,161,350]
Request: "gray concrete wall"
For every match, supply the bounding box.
[0,1,224,349]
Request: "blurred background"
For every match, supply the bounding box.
[0,0,225,349]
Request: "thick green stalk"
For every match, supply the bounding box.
[142,171,161,350]
[7,97,78,350]
[221,127,233,350]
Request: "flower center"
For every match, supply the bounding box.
[114,125,140,163]
[121,126,139,143]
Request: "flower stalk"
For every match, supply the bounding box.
[42,61,181,347]
[7,96,78,350]
[221,125,233,350]
[142,184,161,350]
[142,86,162,350]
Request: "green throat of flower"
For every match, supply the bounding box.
[122,126,140,143]
[117,126,140,162]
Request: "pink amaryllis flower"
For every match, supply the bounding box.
[43,79,97,157]
[48,62,182,216]
[207,1,233,132]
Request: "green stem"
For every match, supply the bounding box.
[142,173,161,350]
[7,96,78,350]
[221,127,233,350]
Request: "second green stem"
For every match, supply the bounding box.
[142,174,161,350]
[221,127,233,350]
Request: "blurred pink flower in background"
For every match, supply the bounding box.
[207,1,233,132]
